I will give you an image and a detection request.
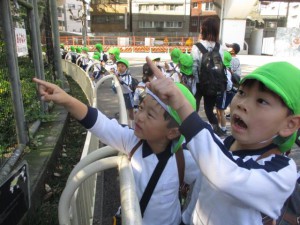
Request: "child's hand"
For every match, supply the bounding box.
[33,78,71,105]
[33,78,88,120]
[145,57,194,121]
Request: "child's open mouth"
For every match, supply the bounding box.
[233,115,248,129]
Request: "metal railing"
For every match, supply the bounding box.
[60,59,141,225]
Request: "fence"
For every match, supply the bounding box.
[59,35,196,53]
[0,0,62,184]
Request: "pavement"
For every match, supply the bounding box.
[93,54,300,225]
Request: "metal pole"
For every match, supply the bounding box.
[82,0,87,46]
[28,0,47,113]
[49,0,64,81]
[0,0,28,144]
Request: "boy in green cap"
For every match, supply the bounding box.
[216,51,234,135]
[115,58,135,124]
[165,48,182,83]
[33,76,199,225]
[147,58,300,225]
[178,54,196,95]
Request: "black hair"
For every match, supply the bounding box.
[142,63,154,83]
[201,17,220,42]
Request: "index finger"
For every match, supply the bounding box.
[146,56,164,79]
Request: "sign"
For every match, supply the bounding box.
[15,28,28,57]
[0,162,30,225]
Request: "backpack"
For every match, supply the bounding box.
[130,77,139,93]
[195,42,227,95]
[102,53,108,63]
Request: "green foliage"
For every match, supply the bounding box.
[0,51,51,150]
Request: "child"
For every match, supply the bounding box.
[226,42,241,87]
[80,46,90,71]
[116,58,135,124]
[133,63,154,109]
[91,54,102,85]
[164,48,182,82]
[147,58,300,225]
[33,76,199,225]
[216,51,234,135]
[178,54,196,95]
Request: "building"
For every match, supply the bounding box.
[90,0,129,33]
[131,0,190,33]
[190,0,218,33]
[57,0,91,33]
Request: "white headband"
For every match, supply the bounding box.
[145,88,170,114]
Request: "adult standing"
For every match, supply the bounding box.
[191,17,225,136]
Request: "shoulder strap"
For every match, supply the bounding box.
[256,149,281,161]
[175,146,185,187]
[195,43,207,54]
[128,140,143,160]
[139,151,171,217]
[213,42,220,52]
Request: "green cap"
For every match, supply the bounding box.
[76,46,82,53]
[117,58,129,68]
[223,51,232,68]
[70,46,75,52]
[146,83,196,153]
[95,43,103,52]
[108,47,120,60]
[179,54,193,76]
[93,54,100,60]
[82,47,89,52]
[170,48,182,64]
[241,61,300,152]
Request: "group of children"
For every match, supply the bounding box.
[55,41,300,225]
[34,54,300,225]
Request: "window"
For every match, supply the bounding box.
[192,19,198,26]
[154,21,163,28]
[154,5,159,11]
[165,21,182,28]
[265,21,277,28]
[68,4,75,9]
[193,3,198,8]
[203,2,214,11]
[167,4,176,11]
[57,7,63,17]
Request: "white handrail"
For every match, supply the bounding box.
[67,146,118,184]
[58,156,142,225]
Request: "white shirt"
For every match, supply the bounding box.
[84,109,199,225]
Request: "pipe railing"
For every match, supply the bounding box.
[60,59,139,225]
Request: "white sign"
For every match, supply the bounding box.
[15,28,28,57]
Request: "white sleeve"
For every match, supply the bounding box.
[180,112,298,218]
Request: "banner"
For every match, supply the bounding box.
[15,28,28,57]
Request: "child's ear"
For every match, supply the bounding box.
[167,127,181,140]
[279,115,300,137]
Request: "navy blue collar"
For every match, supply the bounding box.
[142,141,172,160]
[224,135,278,158]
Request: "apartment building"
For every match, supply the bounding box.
[90,0,128,33]
[190,0,218,33]
[131,0,190,33]
[57,0,91,33]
